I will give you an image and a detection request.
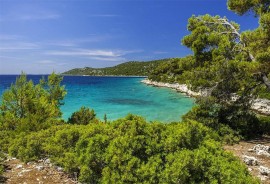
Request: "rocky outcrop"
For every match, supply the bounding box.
[251,99,270,115]
[260,166,270,176]
[248,144,270,157]
[141,79,270,115]
[141,79,204,97]
[243,155,259,166]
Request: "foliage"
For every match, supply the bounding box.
[149,56,197,84]
[149,0,270,139]
[67,106,97,125]
[7,115,258,183]
[62,59,169,76]
[0,73,66,132]
[0,149,5,176]
[227,0,270,16]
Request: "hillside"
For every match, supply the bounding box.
[62,59,171,76]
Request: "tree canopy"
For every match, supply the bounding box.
[0,72,66,132]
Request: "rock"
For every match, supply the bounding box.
[27,161,34,165]
[20,169,31,173]
[248,168,253,172]
[55,166,64,172]
[16,164,23,169]
[35,165,44,171]
[257,150,270,157]
[251,99,270,115]
[253,144,270,152]
[243,155,258,166]
[259,166,270,176]
[258,175,268,181]
[17,173,23,177]
[44,158,51,165]
[250,144,270,157]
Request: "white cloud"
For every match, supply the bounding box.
[45,48,141,62]
[46,35,112,47]
[46,49,141,57]
[37,60,55,64]
[37,60,67,66]
[19,13,60,21]
[90,56,126,62]
[0,12,60,22]
[0,42,40,51]
[0,34,23,41]
[153,51,168,54]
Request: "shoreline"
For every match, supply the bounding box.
[141,78,270,115]
[141,78,205,97]
[61,74,147,78]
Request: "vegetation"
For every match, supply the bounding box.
[0,73,261,183]
[0,152,4,175]
[4,115,258,183]
[67,106,97,125]
[0,0,269,182]
[62,59,170,76]
[0,72,66,132]
[149,0,270,139]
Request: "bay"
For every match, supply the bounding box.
[0,75,195,122]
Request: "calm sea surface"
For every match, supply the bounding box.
[0,75,195,122]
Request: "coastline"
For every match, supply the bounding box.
[61,74,147,78]
[141,78,270,115]
[141,78,205,97]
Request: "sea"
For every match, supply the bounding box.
[0,75,195,122]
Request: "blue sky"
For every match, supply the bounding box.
[0,0,259,74]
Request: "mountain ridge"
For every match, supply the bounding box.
[62,58,172,76]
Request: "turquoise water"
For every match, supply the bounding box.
[0,75,195,122]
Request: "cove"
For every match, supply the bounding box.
[0,75,195,122]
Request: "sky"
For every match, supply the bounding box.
[0,0,259,74]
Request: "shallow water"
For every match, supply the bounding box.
[0,75,195,122]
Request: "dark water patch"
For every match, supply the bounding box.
[104,98,155,106]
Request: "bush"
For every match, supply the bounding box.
[8,115,258,183]
[67,106,97,125]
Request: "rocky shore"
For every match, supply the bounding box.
[141,78,270,115]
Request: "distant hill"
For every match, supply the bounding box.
[62,59,172,76]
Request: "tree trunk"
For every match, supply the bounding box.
[262,73,270,91]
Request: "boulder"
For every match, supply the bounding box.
[251,144,270,157]
[259,166,270,176]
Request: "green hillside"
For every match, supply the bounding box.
[62,59,171,76]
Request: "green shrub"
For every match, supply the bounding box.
[8,115,258,183]
[67,106,97,125]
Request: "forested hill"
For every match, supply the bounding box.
[62,59,170,76]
